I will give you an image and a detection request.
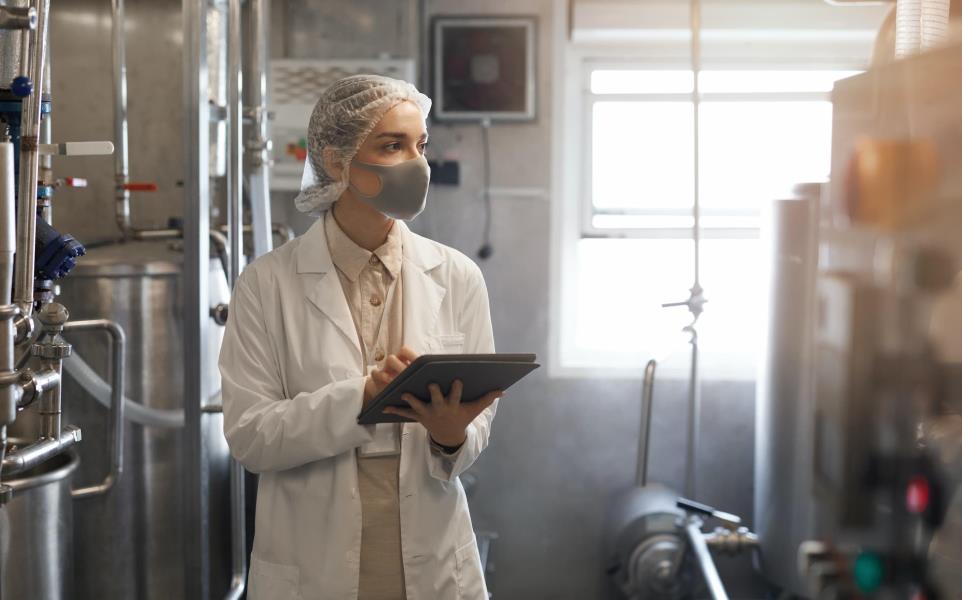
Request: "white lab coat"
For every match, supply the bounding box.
[219,217,497,600]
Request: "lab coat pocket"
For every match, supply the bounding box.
[248,556,302,600]
[454,535,487,600]
[437,332,465,354]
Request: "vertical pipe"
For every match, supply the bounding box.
[228,0,242,285]
[13,0,50,316]
[246,0,273,258]
[0,137,17,428]
[39,43,51,224]
[183,0,212,595]
[37,356,61,438]
[112,0,131,235]
[225,1,247,597]
[684,0,703,501]
[66,320,126,498]
[636,360,657,487]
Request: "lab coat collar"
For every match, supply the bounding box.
[295,213,442,275]
[296,213,446,360]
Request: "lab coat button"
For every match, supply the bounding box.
[370,295,382,307]
[374,349,385,361]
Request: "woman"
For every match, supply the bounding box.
[219,75,502,600]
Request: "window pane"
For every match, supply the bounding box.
[698,70,860,93]
[592,102,693,211]
[563,238,694,369]
[698,101,832,210]
[695,239,766,376]
[591,70,694,94]
[563,238,765,376]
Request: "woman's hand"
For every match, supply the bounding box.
[363,345,419,409]
[383,380,503,448]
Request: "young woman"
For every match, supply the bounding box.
[219,74,501,600]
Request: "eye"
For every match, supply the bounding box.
[384,142,402,152]
[418,141,428,153]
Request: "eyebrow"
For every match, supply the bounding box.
[375,132,429,141]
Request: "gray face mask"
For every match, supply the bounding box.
[348,155,431,221]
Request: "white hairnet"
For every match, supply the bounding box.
[294,74,432,215]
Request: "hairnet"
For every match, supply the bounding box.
[294,74,432,215]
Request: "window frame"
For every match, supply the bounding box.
[546,20,867,379]
[579,58,852,241]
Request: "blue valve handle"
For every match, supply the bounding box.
[10,76,32,98]
[35,219,85,280]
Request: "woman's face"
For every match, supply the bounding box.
[348,100,428,197]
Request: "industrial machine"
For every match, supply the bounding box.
[0,0,276,597]
[754,16,962,600]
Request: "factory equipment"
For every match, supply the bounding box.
[754,37,962,600]
[605,361,758,600]
[0,0,275,597]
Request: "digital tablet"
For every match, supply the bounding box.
[357,353,539,425]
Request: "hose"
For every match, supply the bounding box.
[63,351,184,428]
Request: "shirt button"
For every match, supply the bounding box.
[370,295,382,307]
[369,255,379,266]
[374,349,386,362]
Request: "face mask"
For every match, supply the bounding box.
[348,155,431,221]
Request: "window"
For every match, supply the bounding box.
[557,65,858,378]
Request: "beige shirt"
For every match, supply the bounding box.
[324,210,406,600]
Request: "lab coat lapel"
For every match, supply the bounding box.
[399,222,445,355]
[296,217,363,361]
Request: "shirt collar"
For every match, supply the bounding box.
[324,210,403,282]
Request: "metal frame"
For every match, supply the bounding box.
[181,0,212,596]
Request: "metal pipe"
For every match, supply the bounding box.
[227,0,243,289]
[17,366,59,409]
[0,133,17,495]
[0,136,18,428]
[225,2,247,596]
[182,0,213,593]
[244,0,273,258]
[685,518,730,600]
[33,302,69,441]
[0,6,36,31]
[12,0,50,316]
[1,424,80,476]
[65,319,125,499]
[38,24,51,225]
[111,0,132,236]
[209,229,231,278]
[636,359,656,486]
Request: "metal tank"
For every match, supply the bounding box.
[0,446,79,600]
[56,240,231,599]
[753,191,819,595]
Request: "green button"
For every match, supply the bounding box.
[854,552,884,593]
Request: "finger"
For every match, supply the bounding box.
[464,390,501,419]
[398,345,420,364]
[372,369,393,387]
[449,379,464,407]
[428,383,445,407]
[401,393,430,416]
[383,407,420,421]
[385,355,407,375]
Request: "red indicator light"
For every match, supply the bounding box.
[906,476,930,514]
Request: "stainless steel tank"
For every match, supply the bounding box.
[0,447,79,600]
[56,240,231,599]
[754,192,819,595]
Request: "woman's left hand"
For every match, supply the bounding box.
[383,379,503,448]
